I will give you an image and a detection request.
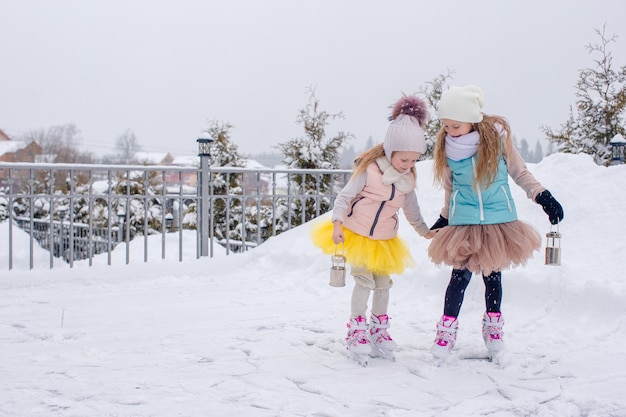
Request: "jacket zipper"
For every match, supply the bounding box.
[347,196,364,218]
[369,201,386,236]
[500,185,513,212]
[369,184,395,236]
[451,189,459,218]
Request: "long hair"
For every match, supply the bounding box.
[432,114,513,189]
[351,143,417,178]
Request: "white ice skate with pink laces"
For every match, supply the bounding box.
[482,312,505,362]
[430,315,458,365]
[345,316,371,366]
[368,314,397,361]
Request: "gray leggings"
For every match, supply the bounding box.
[350,266,393,318]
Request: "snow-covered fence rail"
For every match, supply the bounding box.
[0,162,351,270]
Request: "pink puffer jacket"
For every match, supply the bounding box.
[341,163,414,240]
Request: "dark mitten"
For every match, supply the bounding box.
[535,190,564,225]
[430,215,449,230]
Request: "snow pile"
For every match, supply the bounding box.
[1,153,625,416]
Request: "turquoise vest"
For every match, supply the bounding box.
[447,155,518,225]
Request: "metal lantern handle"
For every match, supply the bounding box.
[335,241,344,257]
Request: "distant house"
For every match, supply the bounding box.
[133,151,198,188]
[169,154,198,188]
[133,151,174,166]
[0,129,42,163]
[144,152,271,195]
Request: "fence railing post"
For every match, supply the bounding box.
[197,137,213,257]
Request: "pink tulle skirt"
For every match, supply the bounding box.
[428,220,541,275]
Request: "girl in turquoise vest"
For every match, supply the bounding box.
[428,85,564,362]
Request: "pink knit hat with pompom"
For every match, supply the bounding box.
[383,95,429,160]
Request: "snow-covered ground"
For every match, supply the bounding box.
[1,153,625,417]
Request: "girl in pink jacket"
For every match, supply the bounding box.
[311,95,436,364]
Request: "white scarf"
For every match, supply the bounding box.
[445,131,480,161]
[375,157,414,193]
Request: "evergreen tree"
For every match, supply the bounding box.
[339,144,357,168]
[0,187,7,221]
[542,25,626,166]
[511,135,519,152]
[418,71,455,158]
[533,140,544,162]
[546,140,555,157]
[276,87,353,227]
[363,135,375,153]
[112,170,165,240]
[199,121,251,250]
[204,121,246,170]
[519,138,531,162]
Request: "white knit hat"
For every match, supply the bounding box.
[437,85,485,123]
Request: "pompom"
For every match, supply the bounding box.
[389,95,429,127]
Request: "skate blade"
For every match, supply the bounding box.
[370,347,396,362]
[488,350,504,365]
[430,346,451,366]
[432,356,447,367]
[348,350,369,367]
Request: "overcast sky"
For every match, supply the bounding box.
[2,0,625,159]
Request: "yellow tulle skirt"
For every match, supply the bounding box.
[309,218,416,276]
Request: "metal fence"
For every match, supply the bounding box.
[0,160,351,270]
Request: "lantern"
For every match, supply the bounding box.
[197,137,214,157]
[329,243,346,287]
[544,224,562,266]
[610,134,626,165]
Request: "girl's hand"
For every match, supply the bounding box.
[430,215,448,230]
[424,230,437,239]
[332,221,345,245]
[535,190,564,225]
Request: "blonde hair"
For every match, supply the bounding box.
[351,143,417,178]
[432,115,513,189]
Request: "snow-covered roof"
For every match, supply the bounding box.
[133,152,171,164]
[610,134,626,144]
[171,155,198,167]
[246,159,266,169]
[0,128,10,141]
[0,140,27,157]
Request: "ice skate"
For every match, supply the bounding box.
[482,312,505,361]
[430,315,458,364]
[346,316,371,366]
[368,314,397,361]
